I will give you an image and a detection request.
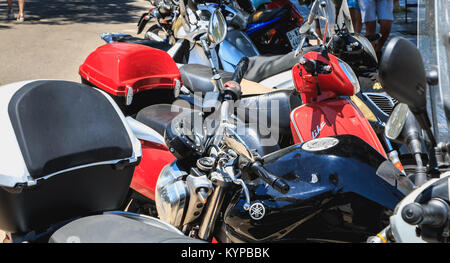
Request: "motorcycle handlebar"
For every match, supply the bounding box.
[401,199,449,227]
[366,33,382,42]
[250,161,289,194]
[301,58,316,74]
[232,57,249,83]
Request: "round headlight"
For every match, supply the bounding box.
[338,58,360,94]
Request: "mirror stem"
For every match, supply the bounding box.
[201,38,223,92]
[413,112,437,147]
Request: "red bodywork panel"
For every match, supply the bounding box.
[292,52,355,103]
[290,99,387,157]
[79,43,181,97]
[130,140,175,200]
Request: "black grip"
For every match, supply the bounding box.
[401,199,449,227]
[366,33,382,42]
[232,57,249,83]
[250,162,289,194]
[300,58,316,74]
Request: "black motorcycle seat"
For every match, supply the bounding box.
[180,53,298,93]
[136,104,188,136]
[179,64,233,93]
[49,214,204,243]
[245,51,298,83]
[136,103,282,156]
[237,89,302,135]
[248,5,291,24]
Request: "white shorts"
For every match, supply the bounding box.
[358,0,394,23]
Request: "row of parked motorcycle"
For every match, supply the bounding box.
[0,0,449,243]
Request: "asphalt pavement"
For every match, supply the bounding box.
[0,0,420,86]
[0,0,149,86]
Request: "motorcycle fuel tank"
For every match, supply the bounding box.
[223,135,413,242]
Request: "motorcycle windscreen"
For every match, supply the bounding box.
[418,0,450,142]
[290,98,386,157]
[315,0,354,37]
[218,30,260,72]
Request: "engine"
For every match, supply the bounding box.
[155,161,214,229]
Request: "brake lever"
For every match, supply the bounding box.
[224,166,251,211]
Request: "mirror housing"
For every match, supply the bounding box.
[307,0,320,24]
[207,9,227,44]
[380,37,436,145]
[379,37,427,113]
[299,0,320,34]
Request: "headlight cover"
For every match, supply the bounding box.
[155,162,189,228]
[338,58,360,94]
[353,34,378,64]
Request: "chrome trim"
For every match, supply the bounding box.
[364,92,398,116]
[155,162,190,228]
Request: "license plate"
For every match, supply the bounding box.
[286,28,302,51]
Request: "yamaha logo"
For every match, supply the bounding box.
[249,202,266,220]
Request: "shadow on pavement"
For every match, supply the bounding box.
[0,0,145,25]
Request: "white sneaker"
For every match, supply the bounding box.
[16,14,24,22]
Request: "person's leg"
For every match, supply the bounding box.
[347,0,362,33]
[375,0,394,53]
[358,0,376,40]
[7,0,13,12]
[18,0,25,16]
[375,20,392,53]
[16,0,25,21]
[349,8,362,33]
[6,0,14,19]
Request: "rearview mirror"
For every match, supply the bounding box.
[307,0,320,25]
[299,22,313,35]
[299,0,320,34]
[385,103,409,141]
[207,9,227,44]
[379,37,427,113]
[380,37,436,145]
